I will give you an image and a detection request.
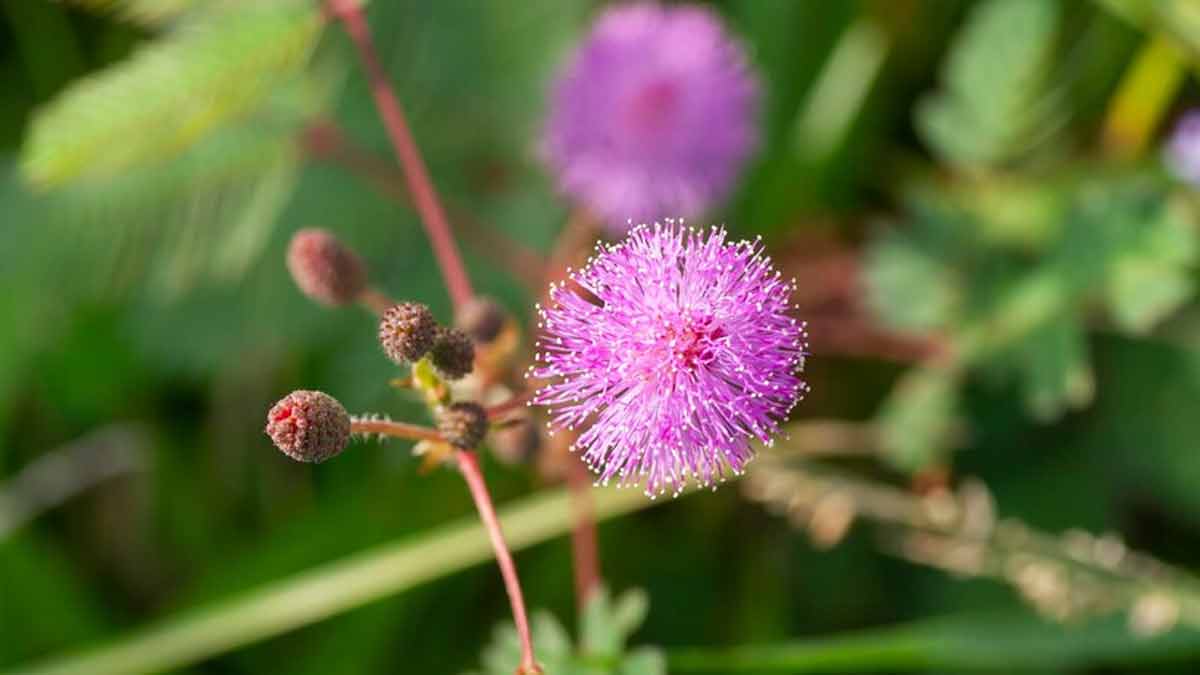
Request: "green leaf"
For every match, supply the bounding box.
[1002,315,1094,421]
[668,612,1200,672]
[21,0,321,187]
[617,648,667,675]
[61,0,198,25]
[916,0,1062,168]
[877,365,962,471]
[1104,195,1199,333]
[864,230,961,334]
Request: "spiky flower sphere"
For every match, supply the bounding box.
[1166,110,1200,186]
[379,302,438,365]
[265,390,351,463]
[438,402,489,450]
[286,228,367,306]
[544,3,759,233]
[431,327,475,380]
[529,222,808,496]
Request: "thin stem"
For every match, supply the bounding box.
[485,390,533,421]
[456,451,540,675]
[350,418,444,443]
[16,485,669,675]
[323,0,474,310]
[302,120,545,294]
[566,455,601,608]
[357,287,395,315]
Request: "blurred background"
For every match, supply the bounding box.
[5,0,1200,673]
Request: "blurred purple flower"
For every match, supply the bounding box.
[529,221,808,496]
[544,3,759,233]
[1167,111,1200,186]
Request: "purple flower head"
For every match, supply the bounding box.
[544,3,759,234]
[1166,110,1200,186]
[529,221,808,496]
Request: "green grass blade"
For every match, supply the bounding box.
[669,612,1200,672]
[10,485,666,675]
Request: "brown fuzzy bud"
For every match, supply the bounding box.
[265,390,351,463]
[379,302,437,364]
[438,402,488,450]
[455,296,508,345]
[489,415,541,465]
[430,327,475,380]
[286,229,367,306]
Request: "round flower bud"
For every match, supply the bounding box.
[265,390,351,463]
[379,302,438,364]
[286,229,367,306]
[431,327,475,380]
[438,401,488,450]
[489,415,541,465]
[455,296,508,345]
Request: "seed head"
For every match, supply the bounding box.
[265,390,351,463]
[286,229,367,306]
[379,302,438,364]
[431,327,475,380]
[455,296,508,345]
[438,402,488,450]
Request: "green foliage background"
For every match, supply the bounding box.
[4,0,1200,673]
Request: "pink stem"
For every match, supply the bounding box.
[456,451,540,674]
[324,0,474,310]
[350,418,444,443]
[484,391,533,421]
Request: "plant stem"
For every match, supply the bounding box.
[16,485,675,675]
[350,418,444,443]
[566,455,601,607]
[323,0,474,310]
[455,451,540,674]
[485,390,533,421]
[357,287,395,315]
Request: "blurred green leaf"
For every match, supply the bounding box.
[21,0,320,186]
[668,612,1200,672]
[877,365,961,471]
[474,587,663,675]
[917,0,1063,168]
[62,0,197,25]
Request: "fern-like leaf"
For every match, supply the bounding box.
[21,0,321,187]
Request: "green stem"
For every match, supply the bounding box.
[13,486,671,675]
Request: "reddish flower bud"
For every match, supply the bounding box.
[286,229,368,306]
[431,327,475,380]
[455,296,508,345]
[438,401,488,450]
[266,390,351,463]
[379,302,437,364]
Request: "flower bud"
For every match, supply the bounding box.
[265,390,351,463]
[379,302,438,364]
[431,327,475,380]
[286,229,367,306]
[438,401,488,450]
[455,296,508,345]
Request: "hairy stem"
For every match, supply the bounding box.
[350,418,444,443]
[323,0,474,309]
[456,451,540,674]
